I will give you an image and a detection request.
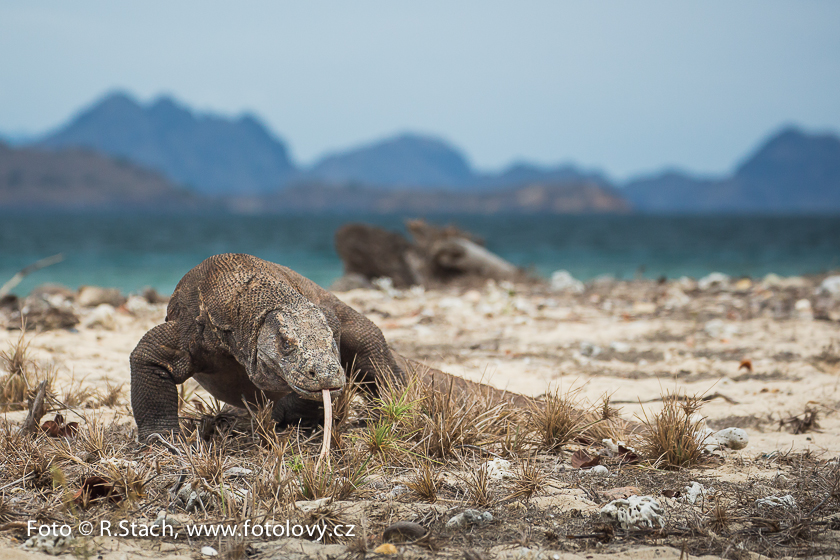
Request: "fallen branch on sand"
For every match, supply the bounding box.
[0,253,64,299]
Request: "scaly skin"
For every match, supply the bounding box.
[130,253,528,441]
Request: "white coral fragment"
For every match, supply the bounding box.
[600,495,665,530]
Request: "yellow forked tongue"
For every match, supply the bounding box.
[317,389,333,469]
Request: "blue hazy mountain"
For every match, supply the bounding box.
[37,92,296,196]
[623,127,840,213]
[305,134,474,189]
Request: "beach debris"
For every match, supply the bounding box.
[23,530,73,555]
[376,484,410,500]
[140,286,169,304]
[682,482,711,505]
[589,465,609,477]
[579,341,602,357]
[704,319,738,339]
[713,427,749,450]
[571,450,601,469]
[373,543,398,554]
[550,270,584,293]
[201,546,219,556]
[13,295,79,330]
[780,407,820,434]
[20,380,48,435]
[598,486,640,502]
[0,254,64,300]
[446,509,494,529]
[600,495,665,530]
[698,272,730,291]
[755,494,797,509]
[223,467,253,478]
[738,358,752,372]
[484,458,514,481]
[40,414,79,438]
[333,220,523,289]
[77,286,126,308]
[795,298,813,319]
[819,275,840,297]
[73,476,120,507]
[382,521,427,542]
[82,303,116,330]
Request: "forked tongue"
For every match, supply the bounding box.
[317,389,333,469]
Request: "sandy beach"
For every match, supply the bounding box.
[1,273,839,559]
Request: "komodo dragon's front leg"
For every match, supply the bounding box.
[130,322,194,441]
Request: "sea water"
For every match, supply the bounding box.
[1,212,838,296]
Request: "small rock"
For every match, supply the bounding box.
[819,275,840,297]
[382,521,427,542]
[704,319,738,339]
[600,495,665,530]
[794,299,813,320]
[82,304,117,330]
[201,546,219,556]
[756,494,796,508]
[589,465,609,476]
[714,427,749,450]
[550,270,584,293]
[609,341,630,353]
[77,286,126,307]
[23,532,73,555]
[224,467,253,478]
[484,458,514,481]
[580,341,602,357]
[698,272,730,291]
[446,509,493,529]
[373,543,398,554]
[141,286,169,304]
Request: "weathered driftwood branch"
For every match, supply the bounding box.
[0,254,64,299]
[333,220,521,288]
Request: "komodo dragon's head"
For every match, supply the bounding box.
[253,304,345,400]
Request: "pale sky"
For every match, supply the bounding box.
[1,1,838,181]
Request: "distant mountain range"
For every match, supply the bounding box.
[623,127,840,213]
[2,91,838,213]
[0,141,202,210]
[38,93,296,196]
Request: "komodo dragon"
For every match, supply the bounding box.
[130,253,524,442]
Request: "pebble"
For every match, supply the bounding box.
[588,465,609,476]
[550,270,584,293]
[201,546,219,556]
[714,427,749,450]
[82,303,117,330]
[446,509,494,529]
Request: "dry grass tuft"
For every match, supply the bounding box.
[707,498,731,533]
[638,391,707,469]
[292,451,371,501]
[405,461,440,503]
[463,463,495,508]
[508,456,546,502]
[529,385,591,451]
[302,505,351,544]
[0,330,52,411]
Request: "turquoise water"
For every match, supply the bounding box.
[1,212,839,296]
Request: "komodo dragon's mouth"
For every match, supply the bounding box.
[290,384,344,401]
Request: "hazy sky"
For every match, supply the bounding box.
[1,1,838,180]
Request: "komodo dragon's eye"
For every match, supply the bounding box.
[276,334,295,356]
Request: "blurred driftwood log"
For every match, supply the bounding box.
[333,220,522,289]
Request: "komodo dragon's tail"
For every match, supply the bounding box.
[391,352,536,409]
